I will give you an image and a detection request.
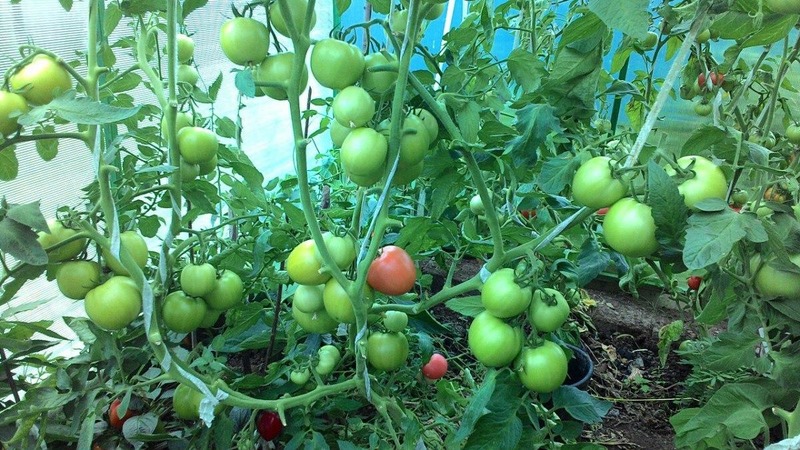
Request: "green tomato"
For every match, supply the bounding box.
[361,52,398,98]
[292,301,338,334]
[340,127,388,178]
[270,0,317,37]
[412,108,439,141]
[378,114,431,169]
[37,219,86,262]
[162,291,207,333]
[181,160,199,182]
[10,54,72,105]
[287,239,331,285]
[177,64,199,86]
[219,17,270,66]
[178,126,218,165]
[179,263,217,298]
[383,311,408,332]
[786,124,800,144]
[469,194,485,215]
[572,156,627,209]
[172,384,223,420]
[310,39,365,90]
[293,284,325,313]
[754,254,800,299]
[199,308,222,328]
[367,332,409,371]
[202,270,244,310]
[515,341,568,393]
[329,120,353,148]
[392,160,424,185]
[322,277,370,324]
[290,368,311,385]
[84,276,142,331]
[102,230,148,276]
[314,232,357,270]
[161,111,193,138]
[177,33,195,63]
[333,86,376,128]
[666,156,728,209]
[56,260,101,300]
[529,288,570,333]
[198,154,217,176]
[315,345,342,375]
[693,102,712,116]
[481,268,532,319]
[467,311,523,367]
[0,90,29,137]
[766,0,800,14]
[696,29,711,44]
[602,198,658,258]
[255,52,308,100]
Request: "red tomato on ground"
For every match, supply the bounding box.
[422,353,448,380]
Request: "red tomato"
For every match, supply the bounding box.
[256,411,283,441]
[422,353,448,380]
[687,276,702,291]
[596,207,609,216]
[520,209,537,219]
[367,246,416,295]
[109,398,137,429]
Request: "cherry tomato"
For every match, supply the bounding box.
[176,33,194,63]
[687,275,702,291]
[786,124,800,145]
[109,398,138,429]
[383,311,408,332]
[367,246,417,296]
[256,411,283,441]
[469,194,486,215]
[422,353,448,380]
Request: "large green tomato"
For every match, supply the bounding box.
[161,111,193,138]
[361,53,398,98]
[256,53,308,100]
[366,332,409,371]
[666,156,727,209]
[10,54,72,105]
[529,288,570,333]
[412,108,439,141]
[180,263,217,298]
[287,239,331,285]
[314,232,356,270]
[103,230,148,276]
[467,311,523,367]
[203,270,244,310]
[172,384,223,420]
[293,284,324,313]
[315,345,342,375]
[181,160,200,182]
[571,156,627,209]
[481,268,531,318]
[329,120,353,148]
[56,260,101,300]
[392,160,424,186]
[310,39,365,90]
[177,64,199,86]
[270,0,317,37]
[766,0,800,13]
[378,114,431,169]
[199,309,222,328]
[333,86,376,128]
[515,341,568,393]
[178,127,218,164]
[322,278,356,324]
[340,128,388,178]
[198,154,217,176]
[401,0,447,18]
[602,198,658,258]
[162,291,207,333]
[754,254,800,299]
[292,301,338,333]
[177,34,195,63]
[0,91,29,136]
[219,17,270,66]
[37,219,86,262]
[84,276,142,330]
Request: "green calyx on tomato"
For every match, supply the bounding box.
[333,86,376,128]
[178,126,218,165]
[529,288,570,333]
[361,52,399,98]
[202,270,244,310]
[315,344,341,375]
[0,90,29,137]
[292,300,338,333]
[102,230,148,276]
[467,311,523,367]
[37,219,86,262]
[256,52,308,100]
[162,291,208,333]
[287,239,331,285]
[367,331,409,371]
[383,311,409,332]
[310,39,365,90]
[84,276,142,331]
[180,263,217,298]
[10,54,73,105]
[341,127,387,181]
[219,17,270,66]
[754,254,800,300]
[515,341,568,393]
[367,245,417,296]
[314,232,357,270]
[56,260,101,300]
[270,0,317,37]
[571,156,627,209]
[602,198,659,258]
[481,268,532,319]
[176,33,195,63]
[666,155,727,209]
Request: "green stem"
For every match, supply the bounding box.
[0,132,89,154]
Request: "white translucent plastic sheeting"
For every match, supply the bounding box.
[0,1,333,354]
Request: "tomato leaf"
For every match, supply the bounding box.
[576,238,611,287]
[507,48,545,94]
[552,386,612,424]
[335,0,352,14]
[683,210,766,270]
[58,0,73,11]
[445,296,483,318]
[26,92,141,125]
[0,218,48,266]
[234,69,257,98]
[34,125,59,161]
[538,154,579,195]
[657,320,684,367]
[446,370,497,448]
[182,0,208,20]
[770,343,800,389]
[587,0,649,40]
[368,0,390,14]
[0,147,19,181]
[646,160,687,259]
[697,273,737,325]
[506,104,562,167]
[5,201,48,232]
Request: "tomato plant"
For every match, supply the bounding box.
[515,341,568,393]
[469,194,485,215]
[667,156,728,208]
[529,288,570,333]
[322,278,356,324]
[786,124,800,144]
[366,331,409,371]
[55,260,101,300]
[292,302,338,334]
[687,275,702,291]
[422,353,448,380]
[602,198,658,258]
[467,311,523,367]
[693,101,712,116]
[84,276,142,331]
[10,54,72,105]
[481,268,532,318]
[310,39,365,90]
[571,156,627,209]
[172,384,222,420]
[256,411,283,441]
[754,254,800,299]
[367,246,416,295]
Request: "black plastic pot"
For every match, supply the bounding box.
[562,343,594,390]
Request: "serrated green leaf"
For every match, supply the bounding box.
[507,48,545,93]
[646,160,687,258]
[455,101,481,144]
[576,238,610,286]
[0,219,48,266]
[552,386,612,423]
[182,0,208,19]
[657,320,684,366]
[104,2,123,33]
[445,296,484,317]
[59,0,73,11]
[588,0,649,40]
[5,201,47,232]
[539,154,579,195]
[506,104,562,167]
[683,210,749,270]
[0,147,19,181]
[447,371,497,447]
[234,69,257,98]
[21,92,141,125]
